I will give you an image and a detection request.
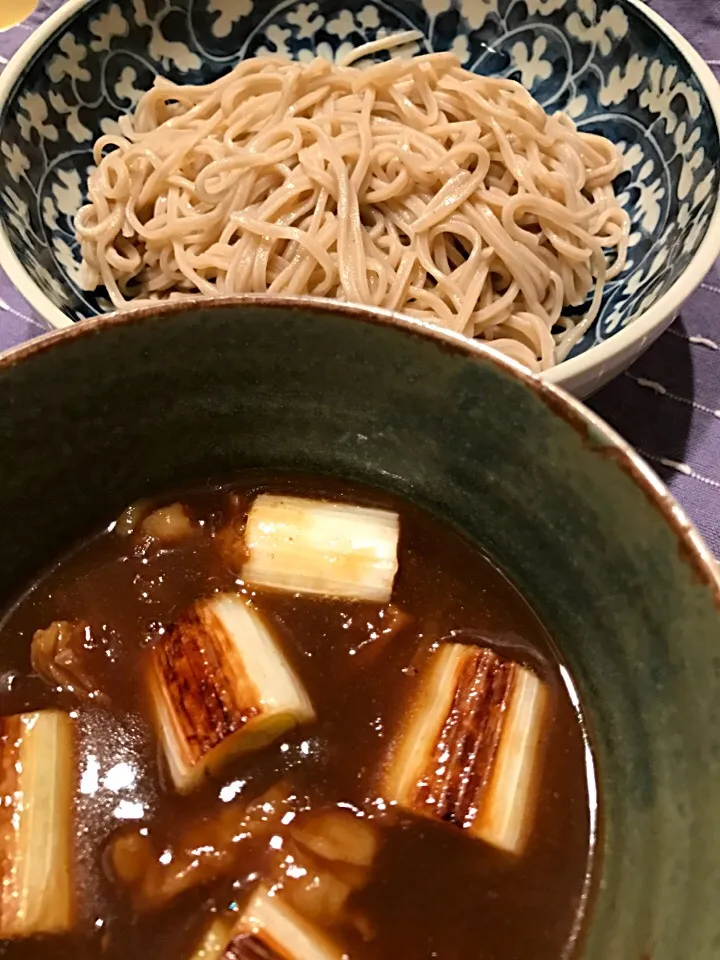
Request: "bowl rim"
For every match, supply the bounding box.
[0,0,719,389]
[2,290,720,606]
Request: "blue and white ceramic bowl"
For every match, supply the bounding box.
[0,0,719,396]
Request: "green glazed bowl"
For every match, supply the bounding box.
[0,297,718,958]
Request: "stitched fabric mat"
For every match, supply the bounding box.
[1,0,719,554]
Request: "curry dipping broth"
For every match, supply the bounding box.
[0,474,597,960]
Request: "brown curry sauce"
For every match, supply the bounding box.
[0,473,597,960]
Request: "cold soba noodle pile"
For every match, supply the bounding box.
[75,34,629,370]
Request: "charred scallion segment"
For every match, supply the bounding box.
[0,710,75,937]
[147,594,315,793]
[382,643,548,855]
[189,917,233,960]
[243,495,399,603]
[195,887,345,960]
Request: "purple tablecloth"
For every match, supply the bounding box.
[2,0,720,553]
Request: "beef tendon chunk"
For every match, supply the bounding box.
[140,504,197,543]
[290,809,378,870]
[115,500,197,544]
[109,782,299,911]
[114,500,153,538]
[31,621,108,704]
[272,809,380,929]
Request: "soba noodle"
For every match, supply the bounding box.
[75,33,630,370]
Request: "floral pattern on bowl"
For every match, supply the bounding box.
[0,0,718,362]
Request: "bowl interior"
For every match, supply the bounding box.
[0,0,718,361]
[0,298,719,957]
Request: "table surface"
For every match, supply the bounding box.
[2,0,720,554]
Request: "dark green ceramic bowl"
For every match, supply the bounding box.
[0,297,718,957]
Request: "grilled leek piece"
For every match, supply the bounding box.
[189,917,233,960]
[243,495,399,603]
[0,710,75,937]
[192,887,344,960]
[147,593,315,793]
[382,643,548,855]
